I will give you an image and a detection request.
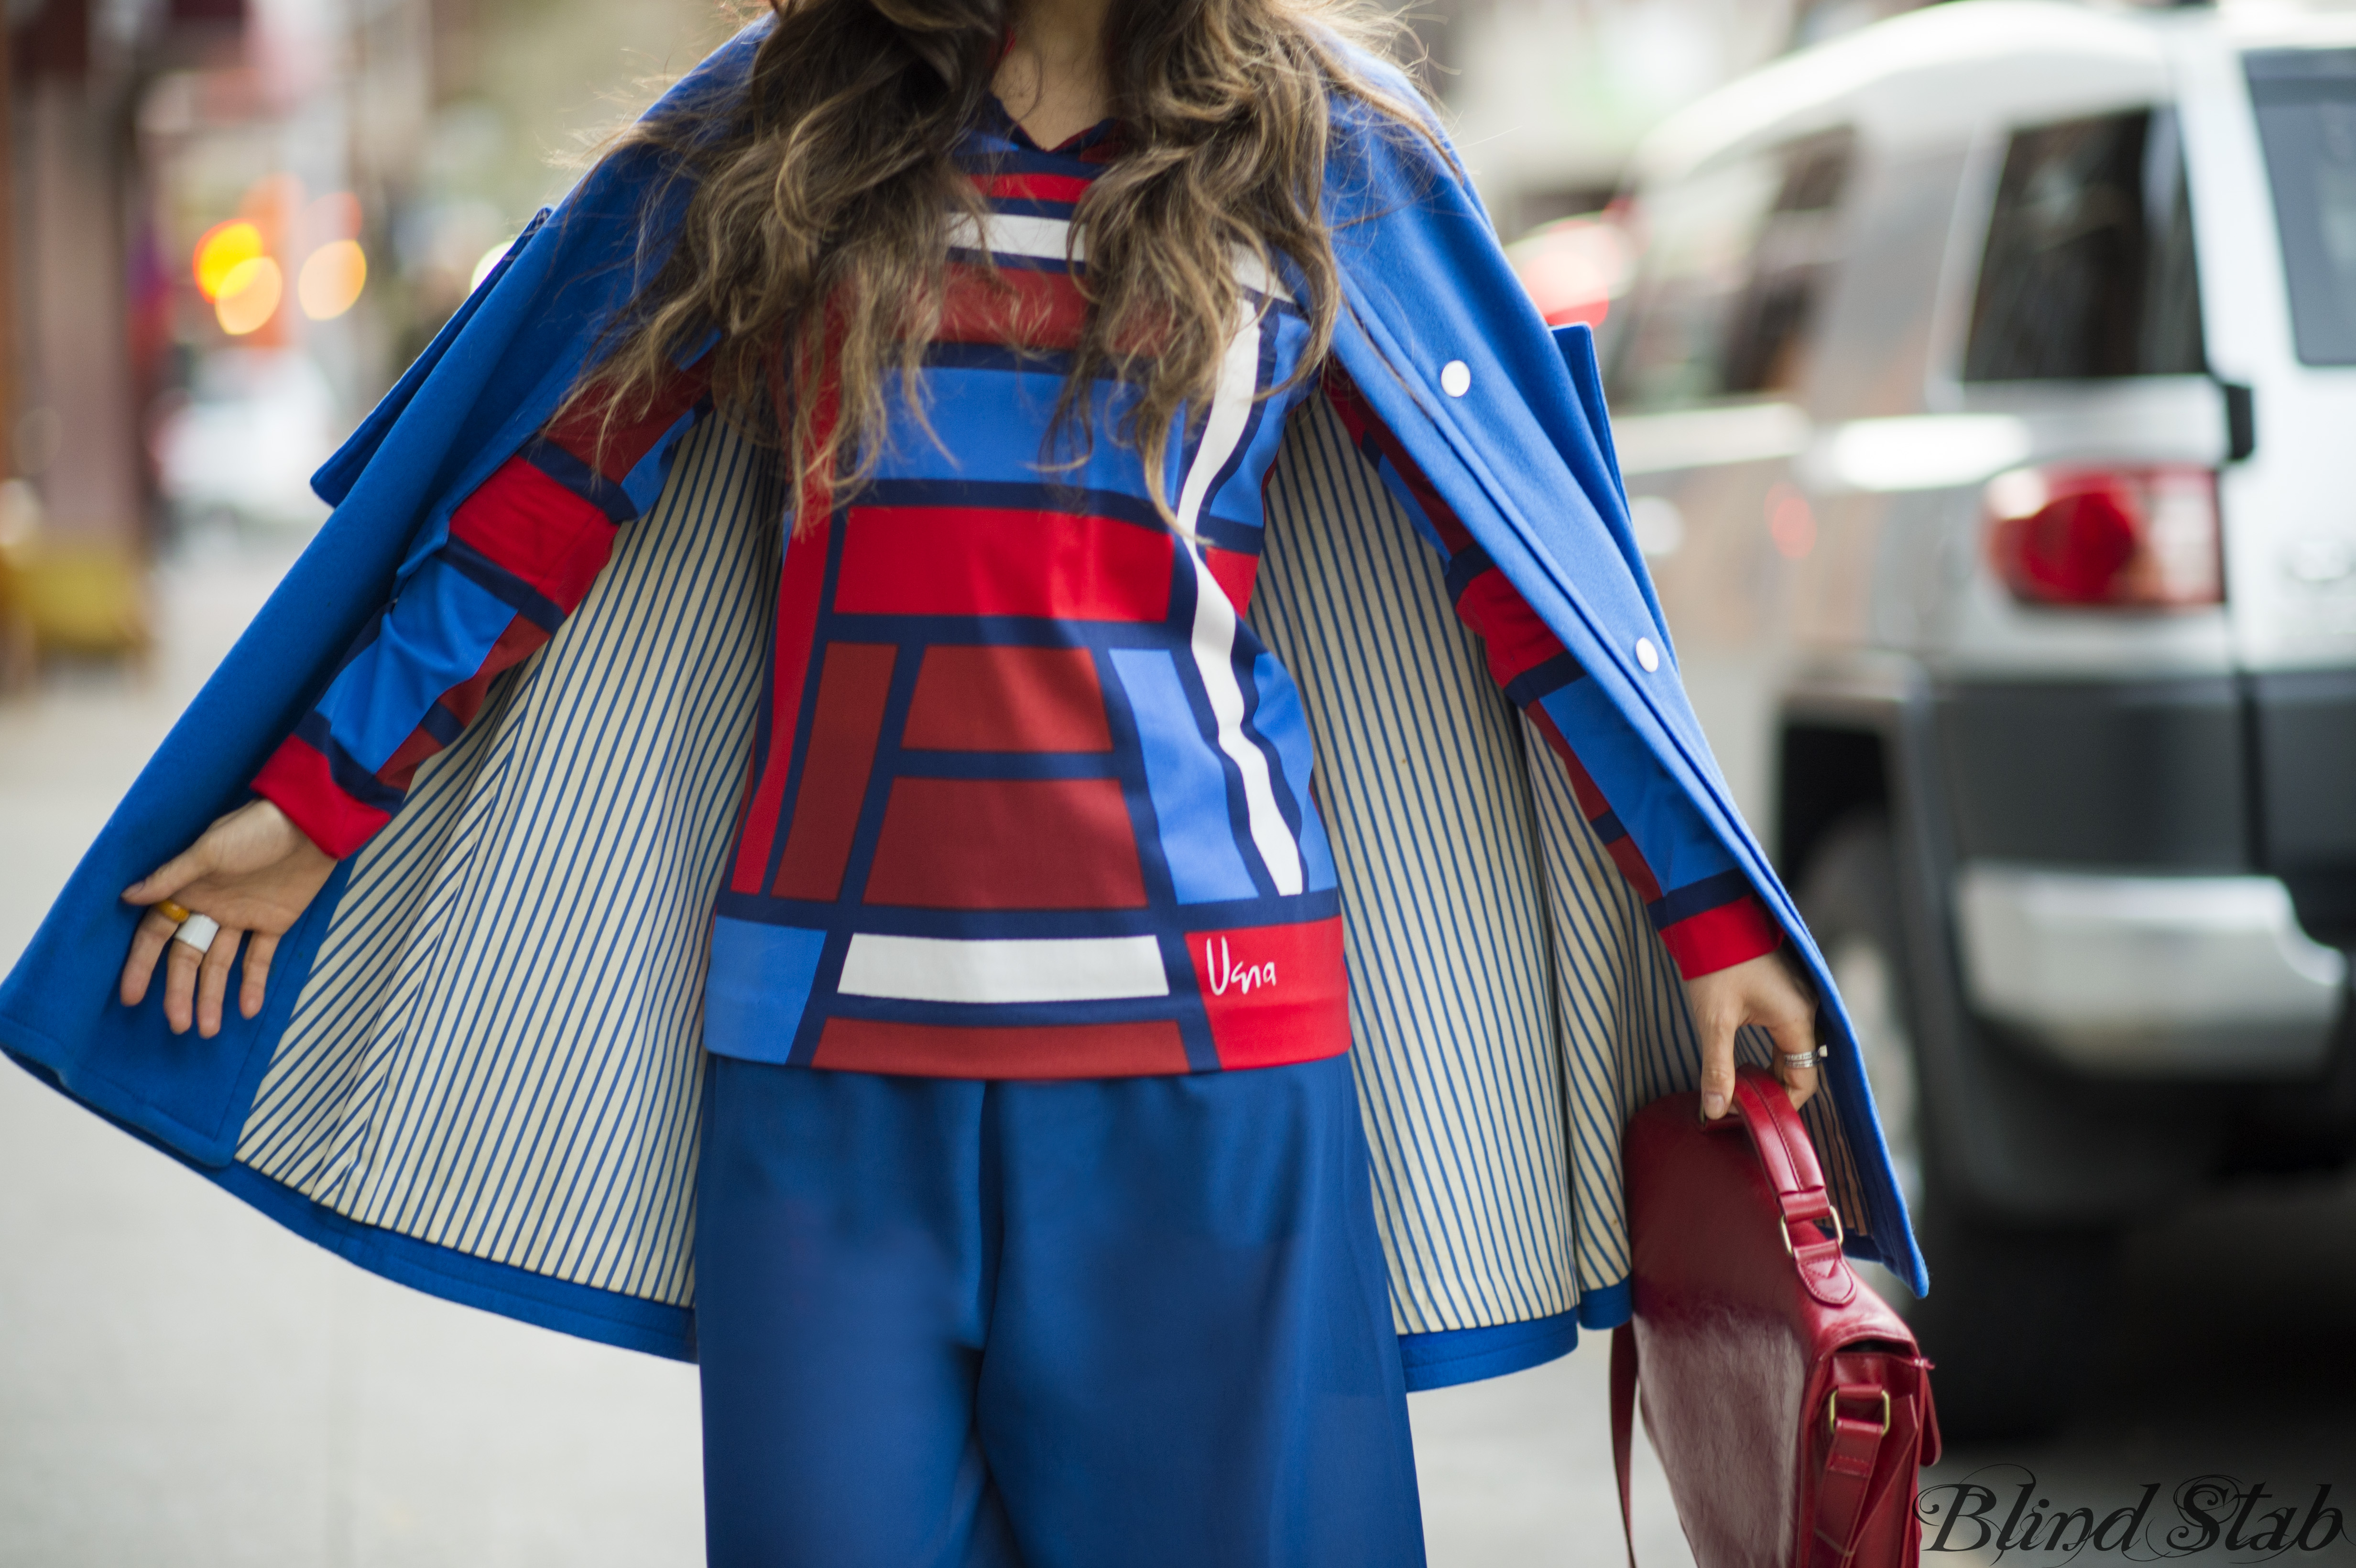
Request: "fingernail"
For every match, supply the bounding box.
[1702,1091,1726,1120]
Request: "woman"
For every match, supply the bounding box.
[3,0,1922,1561]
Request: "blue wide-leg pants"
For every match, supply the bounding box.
[694,1052,1426,1568]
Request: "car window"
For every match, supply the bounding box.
[1606,129,1856,412]
[2247,49,2356,367]
[1963,108,2204,381]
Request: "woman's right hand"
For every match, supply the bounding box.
[119,800,338,1038]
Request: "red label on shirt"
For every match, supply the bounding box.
[1187,916,1350,1070]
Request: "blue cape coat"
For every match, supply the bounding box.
[0,22,1925,1376]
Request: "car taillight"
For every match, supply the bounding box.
[1982,465,2222,608]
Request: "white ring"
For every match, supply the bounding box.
[172,914,221,956]
[1778,1044,1828,1071]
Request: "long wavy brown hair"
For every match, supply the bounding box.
[570,0,1431,525]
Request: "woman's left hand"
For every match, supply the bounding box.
[1682,950,1820,1120]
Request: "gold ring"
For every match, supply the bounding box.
[154,899,194,926]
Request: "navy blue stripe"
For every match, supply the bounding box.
[708,885,1342,939]
[294,709,409,813]
[419,702,466,748]
[920,340,1131,380]
[959,131,1114,172]
[1502,651,1585,709]
[854,476,1170,532]
[1589,807,1628,845]
[1194,513,1262,554]
[812,614,1187,648]
[886,751,1122,781]
[440,537,566,634]
[981,196,1081,220]
[1442,543,1495,603]
[1649,867,1755,930]
[521,436,638,524]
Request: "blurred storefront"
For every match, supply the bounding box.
[0,0,725,684]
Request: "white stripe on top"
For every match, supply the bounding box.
[1177,305,1304,897]
[945,211,1293,303]
[835,933,1169,1005]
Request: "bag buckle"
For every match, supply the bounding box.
[1781,1201,1842,1257]
[1827,1387,1890,1438]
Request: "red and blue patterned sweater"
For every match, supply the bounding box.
[252,104,1778,1079]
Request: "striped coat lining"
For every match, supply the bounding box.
[236,418,782,1307]
[233,398,1872,1329]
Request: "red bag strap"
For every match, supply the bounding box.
[1611,1323,1638,1568]
[1714,1068,1855,1307]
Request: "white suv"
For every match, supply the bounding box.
[1595,0,2356,1437]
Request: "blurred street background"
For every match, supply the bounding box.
[9,0,2356,1560]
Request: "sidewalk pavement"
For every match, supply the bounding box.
[0,534,1694,1568]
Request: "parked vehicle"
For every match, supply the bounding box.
[1594,0,2356,1437]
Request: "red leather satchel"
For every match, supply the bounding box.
[1612,1065,1940,1568]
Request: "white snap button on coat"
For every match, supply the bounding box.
[1440,360,1471,398]
[1635,636,1660,673]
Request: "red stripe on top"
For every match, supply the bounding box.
[810,1018,1189,1078]
[448,616,551,730]
[770,642,899,902]
[972,171,1093,204]
[252,735,390,860]
[729,518,835,894]
[446,461,620,610]
[1201,546,1259,613]
[1187,915,1351,1071]
[937,263,1089,350]
[1658,896,1784,979]
[836,506,1176,622]
[1452,566,1571,689]
[863,777,1146,909]
[539,358,713,478]
[902,644,1111,752]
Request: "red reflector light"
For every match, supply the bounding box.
[1983,465,2221,608]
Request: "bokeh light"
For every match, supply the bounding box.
[214,256,284,335]
[192,221,265,302]
[1767,481,1816,560]
[297,240,367,320]
[470,237,518,293]
[306,191,363,242]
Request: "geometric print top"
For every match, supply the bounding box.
[252,100,1779,1080]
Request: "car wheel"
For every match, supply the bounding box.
[1798,809,2116,1442]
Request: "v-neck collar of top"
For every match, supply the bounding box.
[982,92,1122,158]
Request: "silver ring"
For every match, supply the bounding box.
[1777,1044,1828,1071]
[171,913,222,956]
